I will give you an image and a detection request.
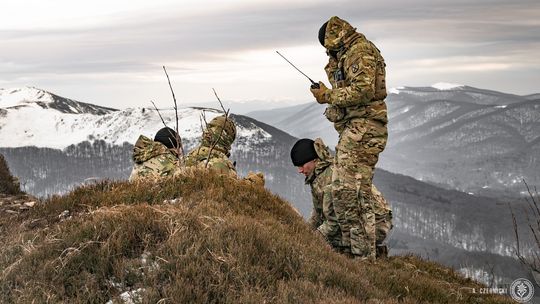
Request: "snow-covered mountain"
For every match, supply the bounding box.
[0,87,115,115]
[248,84,540,197]
[0,87,273,151]
[248,102,336,146]
[0,86,304,213]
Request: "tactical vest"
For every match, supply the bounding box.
[324,37,388,131]
[329,41,386,101]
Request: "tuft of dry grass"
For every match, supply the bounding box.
[0,169,513,303]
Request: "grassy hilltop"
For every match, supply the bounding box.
[0,170,512,303]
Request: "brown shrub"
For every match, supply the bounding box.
[0,169,513,303]
[0,154,21,195]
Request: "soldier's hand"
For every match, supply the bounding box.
[310,81,329,104]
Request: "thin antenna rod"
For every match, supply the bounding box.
[276,51,317,85]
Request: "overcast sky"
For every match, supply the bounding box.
[1,0,539,110]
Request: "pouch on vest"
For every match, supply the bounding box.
[324,105,345,122]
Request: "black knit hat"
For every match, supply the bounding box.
[154,127,179,149]
[290,138,318,166]
[318,21,328,46]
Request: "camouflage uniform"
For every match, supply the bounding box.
[129,135,180,181]
[185,115,237,177]
[307,138,392,255]
[320,16,388,258]
[305,138,341,248]
[372,184,393,257]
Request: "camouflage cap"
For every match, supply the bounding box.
[201,115,237,154]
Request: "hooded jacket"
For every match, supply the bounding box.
[129,135,180,181]
[321,16,388,133]
[185,115,237,177]
[305,138,340,245]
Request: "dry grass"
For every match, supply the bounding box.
[0,169,513,303]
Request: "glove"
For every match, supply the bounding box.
[244,171,265,187]
[310,81,329,104]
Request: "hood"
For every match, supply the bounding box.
[313,138,332,175]
[323,16,359,52]
[306,138,333,184]
[200,115,236,156]
[132,135,175,164]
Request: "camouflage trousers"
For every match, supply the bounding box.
[332,118,387,258]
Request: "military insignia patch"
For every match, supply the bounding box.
[351,64,359,74]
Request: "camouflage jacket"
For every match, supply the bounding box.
[305,138,340,243]
[322,16,388,133]
[185,145,237,177]
[129,135,180,181]
[306,138,391,239]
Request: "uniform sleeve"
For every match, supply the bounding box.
[317,179,340,240]
[326,45,378,108]
[308,189,323,230]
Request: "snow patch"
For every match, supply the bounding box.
[431,82,464,90]
[106,288,145,304]
[0,100,273,152]
[0,86,55,108]
[495,105,507,109]
[388,87,405,95]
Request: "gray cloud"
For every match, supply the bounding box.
[1,0,538,96]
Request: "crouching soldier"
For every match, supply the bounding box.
[186,114,264,187]
[129,127,181,181]
[291,138,392,257]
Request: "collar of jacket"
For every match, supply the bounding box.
[132,135,177,164]
[336,32,363,59]
[304,158,332,185]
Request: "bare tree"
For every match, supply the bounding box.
[510,180,540,285]
[149,66,185,166]
[163,66,185,165]
[205,88,230,169]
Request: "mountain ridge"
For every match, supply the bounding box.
[0,86,117,115]
[0,89,278,151]
[248,85,540,197]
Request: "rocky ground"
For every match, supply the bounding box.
[0,193,38,215]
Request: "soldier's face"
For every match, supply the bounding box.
[297,160,316,177]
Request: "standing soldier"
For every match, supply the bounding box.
[309,16,388,259]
